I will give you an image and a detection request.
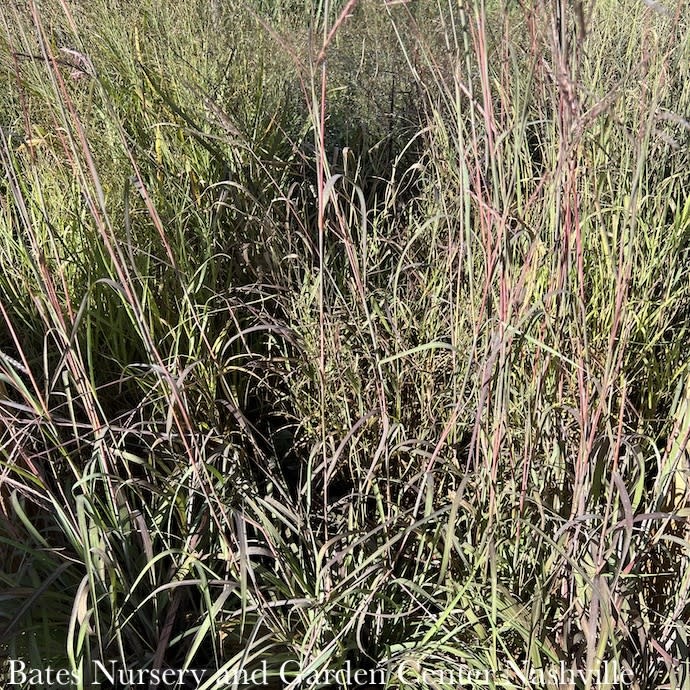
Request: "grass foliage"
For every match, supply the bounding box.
[2,0,690,688]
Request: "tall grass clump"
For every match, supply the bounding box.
[2,0,690,689]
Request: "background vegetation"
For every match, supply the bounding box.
[1,0,690,687]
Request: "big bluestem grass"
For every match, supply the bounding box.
[1,1,690,688]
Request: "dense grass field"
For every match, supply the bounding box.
[1,0,690,688]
